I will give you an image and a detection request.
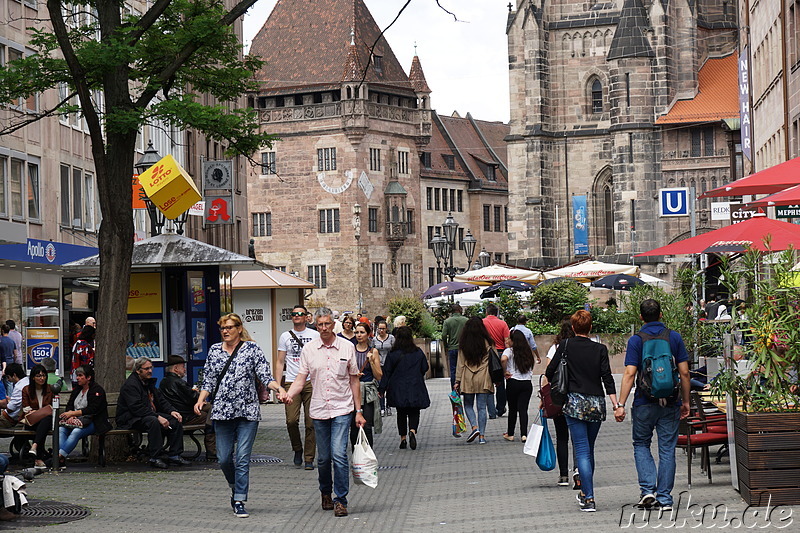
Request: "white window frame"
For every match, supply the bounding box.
[397,149,409,175]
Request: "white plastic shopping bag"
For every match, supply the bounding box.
[351,427,378,488]
[523,413,545,458]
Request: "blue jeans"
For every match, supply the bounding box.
[448,349,458,389]
[0,453,8,474]
[632,403,681,506]
[59,422,96,457]
[566,416,602,499]
[314,413,353,505]
[462,393,490,435]
[215,418,259,502]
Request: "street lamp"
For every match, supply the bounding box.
[429,212,477,281]
[478,248,491,268]
[134,141,166,237]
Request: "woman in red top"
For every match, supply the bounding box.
[72,325,95,376]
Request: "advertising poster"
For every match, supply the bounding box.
[572,195,589,256]
[192,318,207,359]
[128,272,163,314]
[190,276,206,313]
[26,327,60,371]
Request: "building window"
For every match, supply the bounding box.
[420,152,431,169]
[449,190,456,212]
[483,204,491,232]
[0,157,7,217]
[308,265,327,288]
[434,188,440,211]
[457,190,463,212]
[318,208,340,233]
[504,206,509,232]
[371,263,384,288]
[369,148,381,171]
[443,154,455,170]
[397,150,409,174]
[59,164,94,229]
[368,207,378,233]
[484,164,496,181]
[427,226,438,249]
[457,227,464,250]
[494,253,503,263]
[442,188,448,211]
[406,209,414,234]
[703,128,714,156]
[493,206,501,232]
[261,152,276,174]
[60,165,70,226]
[591,79,603,113]
[317,148,337,171]
[428,267,435,288]
[373,55,383,74]
[6,156,40,221]
[426,187,432,210]
[252,212,272,237]
[400,263,412,289]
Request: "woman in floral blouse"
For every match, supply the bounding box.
[195,313,287,519]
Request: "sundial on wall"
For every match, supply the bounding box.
[318,169,354,194]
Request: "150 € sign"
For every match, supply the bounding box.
[138,154,202,219]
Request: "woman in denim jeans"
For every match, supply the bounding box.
[454,317,495,445]
[545,310,617,512]
[58,365,111,467]
[195,313,287,518]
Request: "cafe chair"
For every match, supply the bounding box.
[677,392,730,488]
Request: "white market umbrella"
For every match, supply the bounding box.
[454,264,543,286]
[542,260,639,281]
[638,272,673,289]
[424,288,487,308]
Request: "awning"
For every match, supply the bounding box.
[636,215,800,256]
[231,269,315,289]
[745,184,800,208]
[454,264,542,285]
[541,260,639,281]
[700,156,800,199]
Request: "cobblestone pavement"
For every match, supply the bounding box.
[10,377,797,532]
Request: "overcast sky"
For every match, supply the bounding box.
[242,0,511,123]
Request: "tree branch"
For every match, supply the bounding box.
[127,0,173,46]
[0,90,78,136]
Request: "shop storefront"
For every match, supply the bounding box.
[0,239,98,373]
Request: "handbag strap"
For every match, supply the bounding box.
[212,341,243,399]
[288,330,305,348]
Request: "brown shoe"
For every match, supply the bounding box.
[321,493,334,511]
[0,507,16,521]
[333,502,348,517]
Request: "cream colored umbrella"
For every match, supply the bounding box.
[542,260,639,282]
[454,264,543,286]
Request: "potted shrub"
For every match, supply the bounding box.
[711,246,800,506]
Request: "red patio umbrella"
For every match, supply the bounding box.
[745,184,800,208]
[636,215,800,256]
[699,156,800,199]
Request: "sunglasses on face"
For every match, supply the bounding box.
[291,312,307,317]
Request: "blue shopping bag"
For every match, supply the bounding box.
[536,409,557,471]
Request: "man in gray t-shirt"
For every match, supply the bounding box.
[276,305,320,469]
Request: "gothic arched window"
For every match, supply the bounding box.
[591,79,603,113]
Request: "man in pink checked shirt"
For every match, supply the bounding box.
[285,307,366,518]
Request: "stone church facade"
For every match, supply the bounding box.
[506,0,739,271]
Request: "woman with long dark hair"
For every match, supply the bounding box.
[545,310,617,513]
[58,365,111,467]
[544,318,577,487]
[455,317,494,444]
[21,364,54,467]
[379,326,430,450]
[501,330,535,442]
[349,321,382,448]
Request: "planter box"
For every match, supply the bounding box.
[733,410,800,506]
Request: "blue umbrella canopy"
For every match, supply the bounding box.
[590,274,645,290]
[422,281,476,299]
[480,279,535,298]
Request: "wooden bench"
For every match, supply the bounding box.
[0,400,207,466]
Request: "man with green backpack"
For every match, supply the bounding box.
[615,299,691,512]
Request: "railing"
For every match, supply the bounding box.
[257,100,430,127]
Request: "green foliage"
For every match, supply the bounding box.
[388,296,432,338]
[709,248,800,412]
[590,305,628,335]
[496,289,523,328]
[463,303,486,318]
[524,311,559,335]
[610,285,693,355]
[528,281,590,324]
[429,300,457,327]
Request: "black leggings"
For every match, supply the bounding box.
[350,402,375,448]
[553,413,570,477]
[505,379,532,437]
[26,416,53,458]
[395,407,421,436]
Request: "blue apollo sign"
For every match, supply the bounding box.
[0,239,98,265]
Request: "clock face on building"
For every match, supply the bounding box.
[317,170,354,194]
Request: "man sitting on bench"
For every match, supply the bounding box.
[117,357,190,469]
[0,364,28,428]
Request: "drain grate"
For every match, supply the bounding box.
[250,454,283,464]
[377,465,408,470]
[0,500,91,530]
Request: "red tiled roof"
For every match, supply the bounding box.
[424,117,469,178]
[409,56,431,93]
[249,0,414,95]
[438,114,509,186]
[656,53,739,124]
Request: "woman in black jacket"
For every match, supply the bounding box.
[545,310,618,513]
[57,365,111,467]
[379,327,430,450]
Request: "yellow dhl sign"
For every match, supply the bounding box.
[138,154,201,219]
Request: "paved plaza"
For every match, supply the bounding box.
[8,376,797,532]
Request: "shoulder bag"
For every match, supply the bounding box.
[550,339,569,408]
[488,346,504,383]
[211,341,243,401]
[539,374,563,418]
[23,405,53,426]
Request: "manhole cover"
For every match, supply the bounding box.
[378,465,408,470]
[0,500,91,529]
[250,455,283,464]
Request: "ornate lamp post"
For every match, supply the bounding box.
[478,248,491,268]
[429,212,477,281]
[134,141,166,237]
